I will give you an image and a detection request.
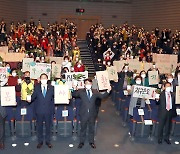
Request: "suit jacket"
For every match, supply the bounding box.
[157,91,177,118]
[72,89,109,121]
[31,83,54,115]
[0,87,6,118]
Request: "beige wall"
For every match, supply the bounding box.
[26,1,132,27]
[132,0,180,32]
[0,0,27,26]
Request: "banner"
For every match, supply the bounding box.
[0,67,7,81]
[148,71,159,85]
[132,85,156,100]
[65,71,88,89]
[1,53,25,62]
[113,61,125,72]
[49,57,63,64]
[176,86,180,104]
[22,58,34,72]
[54,85,70,104]
[51,64,61,78]
[30,63,51,79]
[0,46,8,53]
[1,86,16,106]
[96,71,110,90]
[107,66,118,81]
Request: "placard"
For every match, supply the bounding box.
[176,109,180,115]
[65,71,88,89]
[1,86,16,106]
[22,58,34,72]
[51,64,61,78]
[30,63,51,79]
[49,57,63,64]
[96,71,110,90]
[54,85,70,104]
[132,85,156,100]
[148,71,159,85]
[0,67,7,81]
[176,86,180,104]
[107,66,118,81]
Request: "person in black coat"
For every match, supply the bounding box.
[0,85,6,150]
[156,82,177,144]
[31,73,54,149]
[72,78,111,149]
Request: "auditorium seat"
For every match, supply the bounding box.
[55,105,74,137]
[14,104,34,138]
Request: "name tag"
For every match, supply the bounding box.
[144,120,153,125]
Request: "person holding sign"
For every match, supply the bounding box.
[31,73,54,149]
[129,76,146,116]
[72,78,111,149]
[156,82,177,144]
[20,71,34,107]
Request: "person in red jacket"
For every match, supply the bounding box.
[74,60,85,72]
[7,68,21,106]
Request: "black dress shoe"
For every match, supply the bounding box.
[37,143,43,149]
[164,139,171,145]
[158,139,162,144]
[46,142,53,148]
[78,143,84,149]
[89,143,96,149]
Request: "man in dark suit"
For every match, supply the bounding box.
[31,73,54,149]
[157,82,177,144]
[73,78,111,149]
[0,85,6,150]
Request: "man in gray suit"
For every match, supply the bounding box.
[0,85,7,150]
[73,78,111,149]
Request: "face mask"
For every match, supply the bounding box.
[85,84,92,90]
[12,72,17,77]
[41,79,48,85]
[165,87,171,92]
[124,69,128,73]
[153,65,156,68]
[65,60,68,62]
[136,80,141,85]
[107,62,111,66]
[141,74,146,78]
[168,78,173,83]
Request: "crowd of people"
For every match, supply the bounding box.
[87,23,180,65]
[0,19,180,150]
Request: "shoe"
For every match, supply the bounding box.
[164,139,171,145]
[46,142,53,148]
[37,143,43,149]
[158,139,162,144]
[78,143,84,149]
[89,143,96,149]
[0,143,5,150]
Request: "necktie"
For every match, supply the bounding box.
[166,93,171,111]
[43,86,46,97]
[87,90,91,100]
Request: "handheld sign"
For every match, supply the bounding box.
[132,85,156,100]
[1,86,16,106]
[148,71,159,85]
[176,86,180,104]
[96,71,110,90]
[54,85,70,104]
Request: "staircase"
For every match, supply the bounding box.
[76,40,95,77]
